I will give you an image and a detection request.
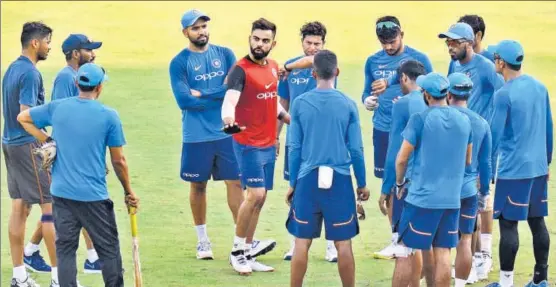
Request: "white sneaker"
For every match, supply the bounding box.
[373,242,396,259]
[476,252,493,280]
[249,258,274,272]
[283,241,294,261]
[466,266,479,284]
[325,244,338,262]
[49,280,59,287]
[250,239,276,258]
[196,241,214,260]
[10,277,40,287]
[229,250,252,275]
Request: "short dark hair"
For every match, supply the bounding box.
[507,62,522,71]
[458,15,486,39]
[451,92,470,101]
[65,53,73,61]
[20,21,52,48]
[398,60,426,81]
[313,50,337,80]
[300,21,327,42]
[376,16,401,40]
[252,18,277,37]
[78,84,96,92]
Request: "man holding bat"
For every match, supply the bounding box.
[18,63,139,287]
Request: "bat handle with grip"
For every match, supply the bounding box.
[128,206,142,287]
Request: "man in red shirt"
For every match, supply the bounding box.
[221,18,290,275]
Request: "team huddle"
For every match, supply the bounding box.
[1,7,552,287]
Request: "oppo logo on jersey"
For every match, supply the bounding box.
[256,91,278,100]
[290,78,310,85]
[195,70,225,81]
[374,69,397,79]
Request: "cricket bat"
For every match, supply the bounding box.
[129,207,143,287]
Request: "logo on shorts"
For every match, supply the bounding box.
[182,173,200,178]
[212,59,222,68]
[272,68,278,79]
[247,178,264,183]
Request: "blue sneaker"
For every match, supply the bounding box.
[524,280,549,287]
[24,250,51,273]
[84,259,102,274]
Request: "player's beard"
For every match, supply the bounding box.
[451,48,467,61]
[78,54,93,67]
[191,35,209,49]
[251,46,270,60]
[37,49,49,61]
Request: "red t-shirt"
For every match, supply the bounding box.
[227,56,279,148]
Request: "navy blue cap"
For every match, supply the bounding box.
[181,9,210,29]
[489,40,524,65]
[62,34,102,54]
[77,63,108,87]
[417,72,450,98]
[438,23,474,42]
[448,72,473,97]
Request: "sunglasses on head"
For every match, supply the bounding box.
[376,21,399,29]
[451,83,473,91]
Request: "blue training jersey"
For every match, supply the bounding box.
[169,44,236,143]
[362,46,433,132]
[288,88,366,189]
[447,49,494,76]
[2,56,46,145]
[448,53,504,121]
[51,66,79,101]
[490,74,553,180]
[381,89,427,195]
[403,106,472,209]
[453,106,492,198]
[30,97,126,202]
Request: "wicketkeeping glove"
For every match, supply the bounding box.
[33,138,57,171]
[364,95,379,111]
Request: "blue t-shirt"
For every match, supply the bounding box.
[453,106,492,198]
[30,97,126,202]
[490,75,553,179]
[447,49,495,76]
[2,56,46,145]
[362,46,433,132]
[169,44,236,143]
[403,106,472,209]
[288,88,366,189]
[448,53,504,121]
[381,89,427,195]
[51,66,79,101]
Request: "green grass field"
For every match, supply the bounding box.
[2,1,556,286]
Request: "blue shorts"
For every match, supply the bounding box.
[372,128,389,178]
[283,145,290,181]
[459,195,478,235]
[391,185,408,233]
[180,137,240,182]
[286,169,359,241]
[493,175,548,221]
[232,140,276,190]
[398,202,460,250]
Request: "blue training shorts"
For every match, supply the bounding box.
[459,195,478,235]
[372,128,388,179]
[232,140,276,190]
[180,137,240,182]
[493,175,548,221]
[391,184,409,233]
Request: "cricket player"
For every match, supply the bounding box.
[221,18,290,275]
[286,50,369,287]
[448,15,495,75]
[393,72,472,287]
[169,9,276,260]
[276,21,338,263]
[18,63,139,287]
[361,15,434,260]
[2,21,58,287]
[447,73,492,286]
[485,40,552,287]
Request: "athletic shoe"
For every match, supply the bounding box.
[250,239,276,258]
[83,259,102,274]
[49,280,59,287]
[484,283,501,287]
[372,242,396,259]
[249,257,274,272]
[196,241,214,260]
[324,244,338,263]
[24,251,51,273]
[524,280,549,287]
[476,252,493,280]
[391,243,411,258]
[283,239,294,261]
[466,265,479,284]
[10,277,40,287]
[229,250,251,275]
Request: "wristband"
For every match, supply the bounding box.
[284,63,292,72]
[45,136,54,143]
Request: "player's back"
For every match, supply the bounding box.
[51,66,78,101]
[406,106,472,209]
[492,74,551,179]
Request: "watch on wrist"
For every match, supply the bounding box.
[284,63,292,72]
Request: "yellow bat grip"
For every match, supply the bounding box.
[129,207,138,237]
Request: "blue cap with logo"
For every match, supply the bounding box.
[181,9,210,29]
[416,72,450,98]
[77,63,108,87]
[489,40,524,65]
[62,34,102,55]
[438,23,474,42]
[448,72,474,97]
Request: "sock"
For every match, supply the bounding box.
[195,224,208,242]
[51,267,58,282]
[481,233,492,255]
[24,243,40,257]
[391,232,399,243]
[87,249,99,263]
[232,236,245,252]
[327,240,335,249]
[500,271,514,287]
[454,278,466,287]
[533,264,548,284]
[13,265,27,281]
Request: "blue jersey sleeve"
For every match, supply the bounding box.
[448,60,455,75]
[278,77,290,101]
[51,73,77,101]
[489,89,510,176]
[402,113,423,147]
[382,101,408,194]
[485,61,505,91]
[361,57,374,103]
[169,57,221,111]
[478,123,492,195]
[199,48,237,100]
[106,110,127,147]
[347,101,367,188]
[413,52,433,73]
[29,102,53,129]
[288,98,303,188]
[19,70,41,106]
[546,93,553,165]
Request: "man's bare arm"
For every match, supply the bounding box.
[276,98,290,139]
[17,108,49,142]
[395,140,415,184]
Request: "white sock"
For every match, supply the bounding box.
[481,233,492,255]
[327,240,335,249]
[87,249,99,263]
[500,271,514,287]
[51,267,58,282]
[195,224,209,242]
[232,236,245,251]
[392,232,399,244]
[24,243,40,256]
[455,278,467,287]
[13,265,27,281]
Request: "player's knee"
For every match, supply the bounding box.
[248,189,266,207]
[528,217,550,249]
[191,182,208,192]
[334,240,352,253]
[500,219,519,253]
[294,238,312,251]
